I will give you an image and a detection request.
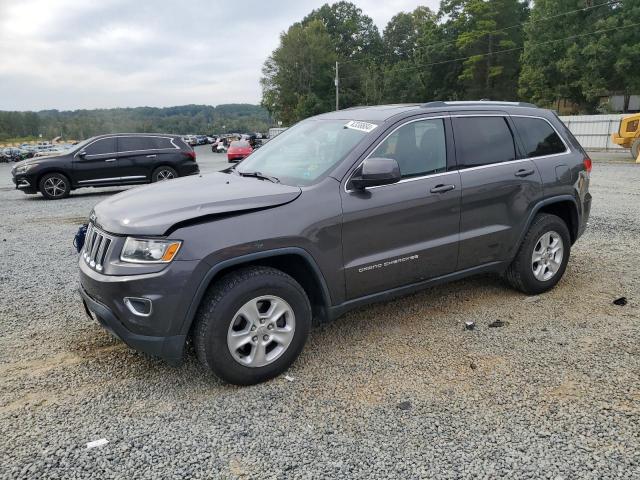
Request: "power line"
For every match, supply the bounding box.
[338,21,640,82]
[337,0,621,67]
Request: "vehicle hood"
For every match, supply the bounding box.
[93,172,302,236]
[11,155,65,172]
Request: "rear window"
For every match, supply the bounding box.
[118,136,177,152]
[231,141,250,148]
[512,117,567,158]
[453,116,516,168]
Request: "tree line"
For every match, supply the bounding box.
[0,104,271,142]
[261,0,639,125]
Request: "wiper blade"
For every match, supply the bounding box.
[238,171,280,183]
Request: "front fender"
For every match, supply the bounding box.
[178,247,332,336]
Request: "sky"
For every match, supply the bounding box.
[0,0,439,111]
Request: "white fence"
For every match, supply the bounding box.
[559,114,625,151]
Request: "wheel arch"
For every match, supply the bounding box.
[180,248,332,337]
[36,168,72,187]
[516,196,580,254]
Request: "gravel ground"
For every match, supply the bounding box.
[1,148,639,479]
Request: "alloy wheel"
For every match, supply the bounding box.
[227,295,296,368]
[156,169,175,181]
[43,177,66,197]
[531,231,564,281]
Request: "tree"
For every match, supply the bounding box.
[441,0,528,100]
[578,2,640,112]
[260,20,336,124]
[519,0,611,111]
[303,2,384,107]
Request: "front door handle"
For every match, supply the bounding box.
[104,158,117,162]
[430,184,456,193]
[146,154,157,158]
[515,168,535,177]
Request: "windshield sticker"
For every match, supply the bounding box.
[344,120,378,133]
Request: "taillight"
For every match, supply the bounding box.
[583,157,592,173]
[185,150,196,160]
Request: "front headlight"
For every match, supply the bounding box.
[14,163,38,174]
[120,237,182,263]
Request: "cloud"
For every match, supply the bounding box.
[0,0,438,110]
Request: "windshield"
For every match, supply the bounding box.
[236,119,375,185]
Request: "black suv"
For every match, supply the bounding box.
[78,101,592,385]
[11,134,198,199]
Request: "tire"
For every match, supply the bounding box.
[194,266,311,385]
[505,213,571,295]
[631,138,640,160]
[39,172,70,200]
[151,166,178,182]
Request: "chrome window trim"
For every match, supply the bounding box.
[74,135,180,159]
[344,115,448,193]
[451,113,571,158]
[344,113,574,193]
[77,175,146,184]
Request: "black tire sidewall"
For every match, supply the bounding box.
[39,173,70,200]
[517,216,571,294]
[631,139,640,160]
[200,271,311,385]
[152,166,177,182]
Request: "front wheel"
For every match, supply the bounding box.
[194,266,311,385]
[39,173,70,200]
[151,166,177,182]
[505,213,571,295]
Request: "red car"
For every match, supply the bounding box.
[227,140,253,162]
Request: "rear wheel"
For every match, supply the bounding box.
[194,266,311,385]
[39,173,70,200]
[505,213,571,295]
[152,166,177,182]
[631,138,640,160]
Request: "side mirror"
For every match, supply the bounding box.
[78,150,87,158]
[350,157,401,190]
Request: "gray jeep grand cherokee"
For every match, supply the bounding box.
[79,101,592,385]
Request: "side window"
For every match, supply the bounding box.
[453,116,516,168]
[84,137,116,156]
[512,117,567,158]
[371,118,446,178]
[118,136,153,152]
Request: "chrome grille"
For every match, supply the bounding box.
[82,223,113,272]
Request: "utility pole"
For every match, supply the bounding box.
[335,61,339,111]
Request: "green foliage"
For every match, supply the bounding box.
[440,0,528,100]
[261,20,336,125]
[0,104,271,141]
[263,0,640,120]
[518,0,627,111]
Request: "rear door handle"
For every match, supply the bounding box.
[430,184,456,193]
[104,158,117,162]
[515,168,535,177]
[146,154,157,158]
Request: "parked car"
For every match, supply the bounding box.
[2,147,31,162]
[78,101,591,385]
[226,140,253,162]
[11,133,198,200]
[182,135,198,147]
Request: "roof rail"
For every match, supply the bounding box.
[420,100,537,108]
